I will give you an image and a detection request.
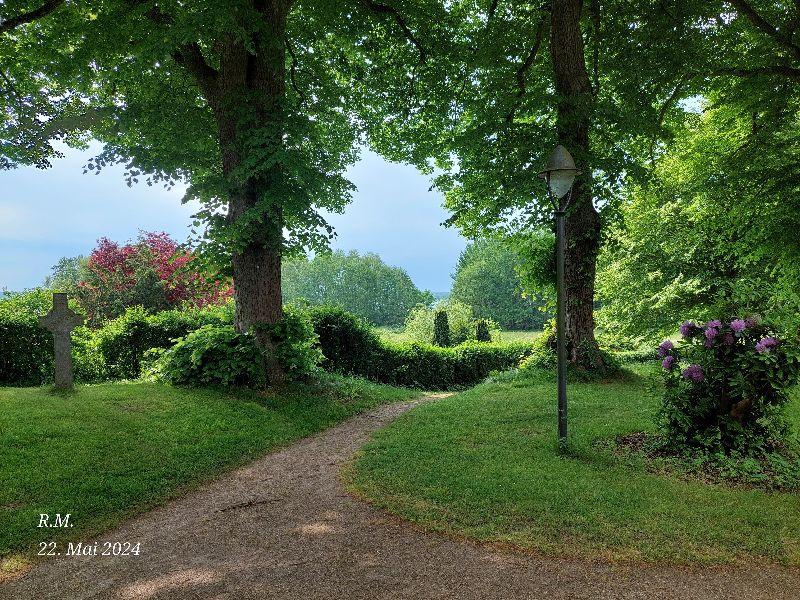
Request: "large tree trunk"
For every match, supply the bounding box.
[550,0,604,369]
[229,195,286,385]
[208,2,291,384]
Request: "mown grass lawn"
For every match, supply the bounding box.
[0,377,415,568]
[375,327,542,344]
[348,365,800,565]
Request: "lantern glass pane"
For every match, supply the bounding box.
[549,169,576,198]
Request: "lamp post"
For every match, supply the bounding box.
[538,145,581,448]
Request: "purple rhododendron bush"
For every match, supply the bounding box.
[658,317,800,456]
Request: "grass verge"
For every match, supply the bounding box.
[0,375,415,570]
[348,365,800,565]
[374,327,542,345]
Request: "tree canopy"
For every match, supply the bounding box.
[450,239,548,330]
[0,0,441,381]
[282,250,433,327]
[4,0,800,372]
[598,96,800,346]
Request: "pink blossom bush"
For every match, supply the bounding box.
[76,232,232,324]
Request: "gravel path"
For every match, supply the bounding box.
[3,395,798,600]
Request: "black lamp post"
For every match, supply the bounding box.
[538,145,581,448]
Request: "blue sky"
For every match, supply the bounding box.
[0,145,465,293]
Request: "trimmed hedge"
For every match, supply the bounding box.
[308,306,532,390]
[376,341,532,390]
[308,306,385,376]
[96,305,232,379]
[2,299,532,390]
[615,347,659,364]
[0,311,55,386]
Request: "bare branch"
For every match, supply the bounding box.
[647,73,694,166]
[0,0,64,34]
[285,37,306,103]
[118,2,220,103]
[657,73,694,127]
[590,0,601,94]
[487,0,499,21]
[363,0,427,63]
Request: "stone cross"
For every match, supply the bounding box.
[38,293,84,390]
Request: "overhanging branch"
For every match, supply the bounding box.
[714,65,800,79]
[0,0,64,34]
[506,16,547,122]
[172,43,219,100]
[363,0,427,63]
[728,0,800,60]
[285,37,306,103]
[487,0,499,21]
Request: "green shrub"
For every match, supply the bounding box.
[518,320,557,371]
[72,327,109,383]
[433,310,451,347]
[0,294,53,386]
[404,300,477,345]
[307,305,385,377]
[149,325,265,387]
[96,304,232,379]
[659,318,800,455]
[150,308,321,387]
[475,319,491,342]
[518,320,623,381]
[255,305,323,382]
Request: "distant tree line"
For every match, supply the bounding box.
[450,239,549,331]
[282,251,433,327]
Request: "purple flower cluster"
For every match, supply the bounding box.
[679,321,696,338]
[682,364,704,383]
[703,319,725,347]
[730,319,747,333]
[663,315,784,379]
[755,337,779,354]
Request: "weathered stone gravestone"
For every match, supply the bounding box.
[38,293,84,390]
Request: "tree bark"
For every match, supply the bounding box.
[549,0,604,369]
[200,1,291,384]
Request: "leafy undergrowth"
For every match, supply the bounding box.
[348,365,800,565]
[605,431,800,492]
[0,375,416,570]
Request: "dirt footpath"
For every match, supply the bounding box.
[3,395,798,600]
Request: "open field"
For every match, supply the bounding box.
[349,365,800,565]
[375,327,542,345]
